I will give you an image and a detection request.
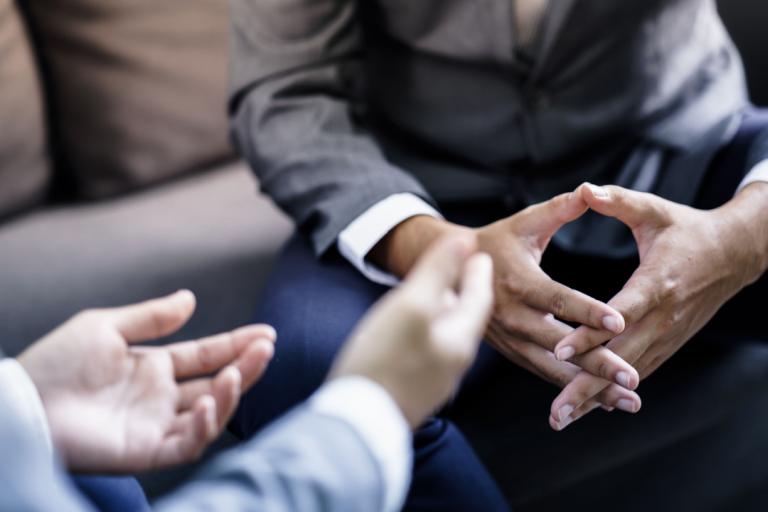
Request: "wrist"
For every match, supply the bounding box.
[369,216,474,278]
[717,182,768,283]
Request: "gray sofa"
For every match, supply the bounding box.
[0,0,765,504]
[0,0,292,498]
[0,163,292,358]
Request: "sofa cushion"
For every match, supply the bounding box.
[22,0,233,198]
[0,0,49,217]
[0,162,292,357]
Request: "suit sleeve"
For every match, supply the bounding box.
[155,407,388,512]
[229,0,434,255]
[0,358,97,512]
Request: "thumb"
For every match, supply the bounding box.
[108,290,196,343]
[516,190,589,242]
[579,183,670,229]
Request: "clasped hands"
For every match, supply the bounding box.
[375,180,768,431]
[480,182,768,430]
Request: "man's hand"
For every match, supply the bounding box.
[549,183,768,430]
[18,291,276,473]
[371,194,641,413]
[477,191,639,395]
[331,234,494,428]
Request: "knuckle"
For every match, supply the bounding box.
[549,292,568,318]
[504,276,526,297]
[552,370,573,388]
[659,309,684,332]
[595,359,610,380]
[659,276,679,302]
[497,313,521,334]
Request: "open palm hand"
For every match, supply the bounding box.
[18,291,276,473]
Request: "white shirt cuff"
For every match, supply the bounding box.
[0,358,53,457]
[310,376,412,512]
[338,193,443,287]
[736,159,768,194]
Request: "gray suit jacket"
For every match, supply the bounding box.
[0,354,386,512]
[230,0,747,257]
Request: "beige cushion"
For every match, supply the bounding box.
[23,0,233,198]
[0,0,49,217]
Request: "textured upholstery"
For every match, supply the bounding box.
[21,0,233,198]
[0,163,292,357]
[0,0,49,218]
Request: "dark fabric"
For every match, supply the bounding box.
[20,0,233,199]
[233,109,768,511]
[230,234,510,511]
[718,0,768,106]
[72,476,151,512]
[230,0,747,255]
[0,0,49,218]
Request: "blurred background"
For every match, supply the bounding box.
[0,0,765,503]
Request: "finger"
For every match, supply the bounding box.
[550,372,642,425]
[235,338,275,391]
[570,346,640,390]
[579,183,670,230]
[109,290,196,343]
[553,271,659,358]
[178,366,243,430]
[454,253,494,339]
[430,253,494,368]
[496,305,572,350]
[522,275,625,334]
[169,324,276,379]
[402,233,477,309]
[604,316,659,368]
[153,395,216,469]
[549,320,657,426]
[517,190,588,241]
[550,372,611,422]
[496,307,637,389]
[212,367,242,429]
[550,379,645,430]
[489,324,594,392]
[177,339,274,411]
[549,401,601,431]
[552,382,644,431]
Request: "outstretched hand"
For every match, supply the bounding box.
[18,291,276,473]
[331,234,494,428]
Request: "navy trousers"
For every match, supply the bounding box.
[232,109,768,511]
[72,475,151,512]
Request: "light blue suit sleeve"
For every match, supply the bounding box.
[0,381,97,512]
[0,348,386,512]
[155,407,386,512]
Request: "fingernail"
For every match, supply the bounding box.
[615,371,632,389]
[601,405,615,412]
[616,399,636,413]
[602,315,623,333]
[556,415,574,431]
[557,404,574,422]
[556,346,575,361]
[262,325,278,342]
[586,184,608,199]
